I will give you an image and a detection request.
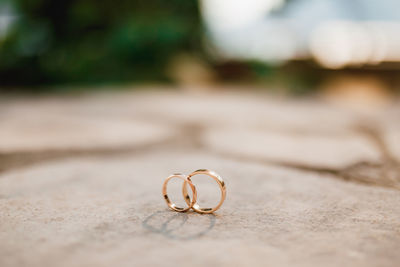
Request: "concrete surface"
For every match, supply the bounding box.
[0,89,399,267]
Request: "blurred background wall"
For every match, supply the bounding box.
[0,0,399,97]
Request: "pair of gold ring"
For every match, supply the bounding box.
[162,169,226,214]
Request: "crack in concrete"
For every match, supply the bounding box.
[0,122,399,191]
[207,150,400,190]
[0,123,204,174]
[203,123,400,190]
[0,135,179,174]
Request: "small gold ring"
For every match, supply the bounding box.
[162,174,197,212]
[182,169,226,214]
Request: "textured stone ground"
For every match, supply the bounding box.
[0,89,399,267]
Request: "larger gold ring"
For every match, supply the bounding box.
[162,174,197,212]
[183,169,226,214]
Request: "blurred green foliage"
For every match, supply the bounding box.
[0,0,203,87]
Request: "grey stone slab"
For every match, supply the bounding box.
[0,94,177,153]
[203,128,380,169]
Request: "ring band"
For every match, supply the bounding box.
[182,169,226,214]
[162,174,197,212]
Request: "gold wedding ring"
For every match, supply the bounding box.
[162,170,226,214]
[183,169,226,214]
[162,174,197,212]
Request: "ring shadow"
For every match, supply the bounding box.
[142,211,216,240]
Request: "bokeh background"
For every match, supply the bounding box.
[1,0,399,99]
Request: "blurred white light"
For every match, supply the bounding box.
[311,21,400,68]
[374,22,400,62]
[368,24,388,64]
[201,0,400,67]
[310,22,354,69]
[200,0,297,64]
[201,0,284,31]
